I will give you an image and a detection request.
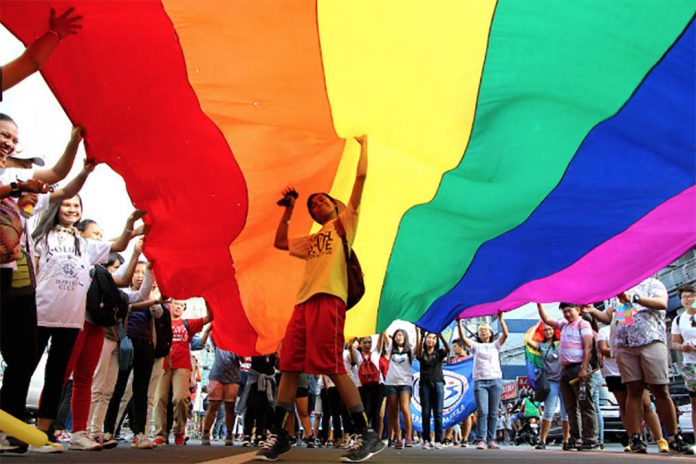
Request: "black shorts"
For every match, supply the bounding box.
[605,376,625,393]
[296,387,309,398]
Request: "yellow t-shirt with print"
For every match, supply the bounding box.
[288,204,358,306]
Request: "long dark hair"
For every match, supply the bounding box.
[33,195,84,257]
[390,329,413,364]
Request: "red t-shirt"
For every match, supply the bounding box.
[164,318,204,370]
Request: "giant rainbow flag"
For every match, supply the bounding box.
[3,1,694,355]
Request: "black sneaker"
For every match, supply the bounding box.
[2,436,28,454]
[669,434,691,454]
[305,437,316,449]
[254,432,291,461]
[535,442,546,450]
[340,430,385,463]
[562,441,574,451]
[629,434,647,454]
[580,441,598,451]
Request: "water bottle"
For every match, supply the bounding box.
[578,381,587,401]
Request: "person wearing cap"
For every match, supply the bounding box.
[0,113,89,453]
[457,312,508,450]
[257,135,383,463]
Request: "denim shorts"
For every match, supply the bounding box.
[384,384,412,398]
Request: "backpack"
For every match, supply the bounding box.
[86,264,128,327]
[0,199,23,264]
[153,304,173,358]
[335,217,365,310]
[358,352,380,385]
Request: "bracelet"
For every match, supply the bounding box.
[47,29,62,41]
[283,220,290,224]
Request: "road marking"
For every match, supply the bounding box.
[198,450,257,464]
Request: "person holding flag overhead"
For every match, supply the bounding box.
[256,135,383,463]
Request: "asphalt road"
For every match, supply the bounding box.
[0,442,693,464]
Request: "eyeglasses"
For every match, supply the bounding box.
[682,294,696,300]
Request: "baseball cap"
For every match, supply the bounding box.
[9,150,45,166]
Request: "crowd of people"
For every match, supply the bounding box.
[1,6,695,464]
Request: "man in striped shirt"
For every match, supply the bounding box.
[538,303,597,450]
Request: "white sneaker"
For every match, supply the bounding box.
[432,441,444,449]
[29,441,64,453]
[69,431,102,451]
[421,441,432,449]
[131,433,155,449]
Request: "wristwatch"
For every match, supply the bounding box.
[632,294,641,304]
[9,182,21,198]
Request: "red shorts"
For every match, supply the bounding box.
[280,293,347,375]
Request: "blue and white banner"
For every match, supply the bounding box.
[410,357,477,432]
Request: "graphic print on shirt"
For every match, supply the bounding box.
[172,322,190,345]
[308,231,335,259]
[45,242,85,292]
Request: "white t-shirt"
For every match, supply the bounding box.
[672,311,696,364]
[597,325,620,377]
[385,349,413,386]
[35,229,111,329]
[470,340,502,381]
[343,349,360,387]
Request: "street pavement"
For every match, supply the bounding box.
[1,441,693,464]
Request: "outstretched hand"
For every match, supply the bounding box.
[49,7,83,40]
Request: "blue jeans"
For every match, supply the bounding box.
[474,379,503,443]
[419,381,444,443]
[590,370,604,443]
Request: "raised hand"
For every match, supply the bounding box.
[49,7,83,40]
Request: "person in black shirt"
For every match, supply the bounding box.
[415,327,450,448]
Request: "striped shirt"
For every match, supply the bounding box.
[558,318,593,365]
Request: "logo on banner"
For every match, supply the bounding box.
[412,370,470,414]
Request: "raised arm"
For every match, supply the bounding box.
[110,210,146,252]
[619,291,667,310]
[377,330,389,355]
[34,126,83,184]
[536,303,558,328]
[274,187,296,250]
[456,317,474,349]
[2,7,82,91]
[438,333,451,354]
[49,158,96,203]
[348,135,368,211]
[112,239,143,288]
[203,305,214,324]
[497,311,509,346]
[588,307,613,325]
[415,327,423,357]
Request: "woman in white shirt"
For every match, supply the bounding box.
[27,195,143,452]
[458,312,508,450]
[382,329,414,448]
